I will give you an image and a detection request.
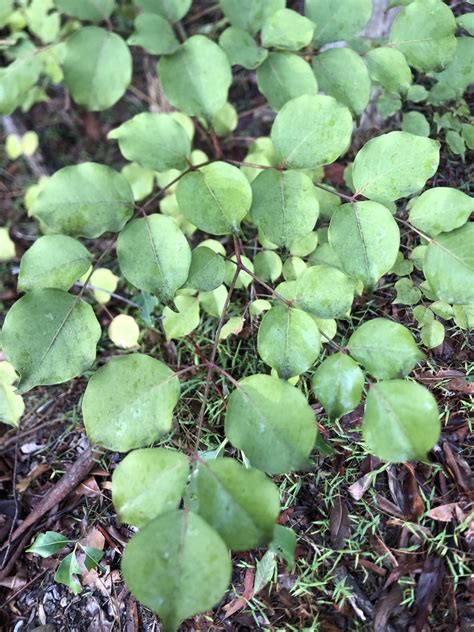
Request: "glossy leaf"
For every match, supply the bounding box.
[128,13,179,55]
[305,0,372,46]
[225,374,317,474]
[83,354,179,452]
[26,531,69,558]
[64,27,132,111]
[365,47,412,94]
[30,162,134,238]
[409,187,474,236]
[295,265,355,319]
[423,223,474,305]
[112,448,189,527]
[18,235,91,292]
[219,0,284,35]
[271,95,353,169]
[122,510,231,631]
[250,169,319,248]
[362,379,440,462]
[312,48,371,116]
[184,246,224,291]
[176,162,251,235]
[108,113,191,172]
[348,318,425,379]
[261,9,315,51]
[219,27,268,69]
[117,214,191,304]
[352,132,440,204]
[2,289,100,393]
[158,35,231,118]
[256,52,318,112]
[193,458,280,550]
[162,294,200,340]
[257,305,321,379]
[312,352,364,419]
[54,552,82,595]
[328,201,400,288]
[388,0,457,72]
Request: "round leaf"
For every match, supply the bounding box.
[362,380,440,462]
[55,0,115,20]
[158,35,232,118]
[352,131,440,204]
[122,510,231,631]
[423,223,474,305]
[365,47,412,94]
[219,26,268,69]
[133,0,191,22]
[176,162,251,235]
[225,374,317,474]
[219,0,285,35]
[18,235,91,292]
[295,265,355,319]
[261,8,315,51]
[30,162,134,238]
[112,448,189,527]
[312,48,371,116]
[108,112,191,172]
[257,305,321,379]
[271,95,353,169]
[348,318,425,379]
[162,294,200,341]
[388,0,457,72]
[250,169,319,248]
[193,458,280,551]
[108,314,140,349]
[256,52,318,112]
[83,353,180,452]
[253,251,282,283]
[128,13,179,55]
[401,111,430,137]
[328,201,400,288]
[184,246,226,292]
[305,0,372,46]
[64,27,132,111]
[2,289,100,393]
[409,187,474,237]
[312,352,364,419]
[117,214,191,304]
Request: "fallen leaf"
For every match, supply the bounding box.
[446,377,474,394]
[401,464,425,522]
[16,463,49,493]
[223,567,254,618]
[415,556,444,631]
[428,503,459,522]
[330,494,351,548]
[349,473,373,501]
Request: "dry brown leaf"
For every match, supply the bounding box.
[16,463,49,493]
[349,473,373,501]
[428,503,459,522]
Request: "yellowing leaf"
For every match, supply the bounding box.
[108,314,140,349]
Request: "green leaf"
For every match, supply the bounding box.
[128,13,179,55]
[108,113,191,172]
[83,353,180,452]
[257,305,321,379]
[112,448,189,527]
[457,13,474,35]
[305,0,372,46]
[225,374,317,474]
[256,52,318,112]
[133,0,191,22]
[312,48,371,116]
[0,227,15,261]
[423,223,474,305]
[54,552,82,595]
[290,232,318,257]
[184,247,225,292]
[409,187,474,237]
[270,525,296,570]
[162,294,200,341]
[261,8,315,51]
[81,547,103,572]
[26,531,69,558]
[219,0,284,35]
[18,235,91,292]
[64,27,132,111]
[24,0,60,44]
[271,95,353,169]
[282,256,306,281]
[328,201,400,289]
[393,278,421,305]
[2,289,100,393]
[407,84,428,103]
[193,458,280,551]
[376,92,402,119]
[314,185,341,221]
[421,319,445,348]
[211,102,238,137]
[352,131,440,204]
[117,214,191,304]
[0,361,24,428]
[365,47,412,94]
[253,251,282,283]
[199,285,228,318]
[219,27,268,69]
[158,35,232,118]
[348,318,425,379]
[445,130,465,158]
[312,352,364,419]
[295,265,355,319]
[55,0,115,21]
[453,304,474,330]
[401,111,430,137]
[0,54,42,116]
[30,162,134,239]
[122,162,155,202]
[224,255,253,289]
[362,379,440,462]
[253,550,276,594]
[250,169,319,248]
[176,162,251,235]
[122,510,231,632]
[388,0,457,72]
[427,37,474,103]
